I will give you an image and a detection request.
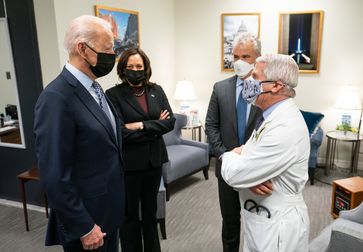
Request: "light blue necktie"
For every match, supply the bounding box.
[237,89,247,145]
[92,81,116,136]
[92,81,112,120]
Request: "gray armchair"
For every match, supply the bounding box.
[309,202,363,252]
[300,110,324,185]
[162,114,209,200]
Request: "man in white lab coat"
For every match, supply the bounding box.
[221,54,310,252]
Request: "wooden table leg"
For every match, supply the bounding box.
[19,179,29,231]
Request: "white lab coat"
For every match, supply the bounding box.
[222,98,310,252]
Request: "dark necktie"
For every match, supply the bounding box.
[254,114,265,130]
[92,81,116,136]
[237,89,247,145]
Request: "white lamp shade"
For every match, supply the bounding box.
[335,85,362,110]
[173,80,197,101]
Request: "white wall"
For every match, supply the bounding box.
[175,0,363,167]
[33,0,60,87]
[34,0,175,100]
[34,0,363,167]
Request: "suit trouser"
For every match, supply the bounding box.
[216,161,241,252]
[62,230,118,252]
[120,166,162,252]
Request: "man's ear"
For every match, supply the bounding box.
[271,81,284,93]
[77,42,87,57]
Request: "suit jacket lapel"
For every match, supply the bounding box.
[226,76,238,134]
[146,86,159,118]
[75,85,118,145]
[61,68,118,145]
[106,95,123,149]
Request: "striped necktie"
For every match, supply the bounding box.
[92,81,112,120]
[92,81,117,137]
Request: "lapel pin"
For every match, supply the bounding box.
[151,94,155,97]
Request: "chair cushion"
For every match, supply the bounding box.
[300,110,324,135]
[163,144,208,182]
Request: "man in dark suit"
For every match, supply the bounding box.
[205,33,264,252]
[34,15,125,252]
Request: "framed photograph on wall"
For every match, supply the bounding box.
[278,10,324,73]
[95,5,140,60]
[221,13,260,71]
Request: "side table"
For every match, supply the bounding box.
[182,123,202,141]
[16,166,48,231]
[325,131,363,175]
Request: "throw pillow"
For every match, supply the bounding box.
[300,110,324,135]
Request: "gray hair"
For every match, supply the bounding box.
[256,54,299,93]
[232,32,261,55]
[63,15,113,55]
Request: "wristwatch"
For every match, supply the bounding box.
[139,122,144,131]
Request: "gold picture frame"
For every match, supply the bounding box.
[95,5,140,60]
[221,13,260,71]
[278,10,324,73]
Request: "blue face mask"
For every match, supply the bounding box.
[242,79,275,104]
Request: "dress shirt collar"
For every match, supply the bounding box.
[236,76,244,87]
[263,98,288,120]
[65,62,93,91]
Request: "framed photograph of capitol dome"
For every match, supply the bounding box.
[278,10,324,73]
[221,13,260,71]
[95,5,140,61]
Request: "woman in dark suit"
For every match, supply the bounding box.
[106,48,175,252]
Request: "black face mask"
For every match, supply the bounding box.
[85,43,115,78]
[124,69,146,85]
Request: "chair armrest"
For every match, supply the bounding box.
[180,139,209,163]
[339,202,363,224]
[180,138,208,150]
[310,126,323,147]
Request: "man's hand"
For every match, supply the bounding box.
[80,224,106,250]
[159,110,169,120]
[231,146,243,154]
[249,180,273,195]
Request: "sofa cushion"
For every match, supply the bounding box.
[300,110,324,135]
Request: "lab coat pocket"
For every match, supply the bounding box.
[242,208,279,252]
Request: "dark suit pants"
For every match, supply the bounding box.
[62,230,118,252]
[120,167,162,252]
[217,167,241,252]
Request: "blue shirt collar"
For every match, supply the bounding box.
[263,98,289,120]
[236,77,243,87]
[65,62,93,91]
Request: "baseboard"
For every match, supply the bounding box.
[317,157,363,171]
[0,198,46,213]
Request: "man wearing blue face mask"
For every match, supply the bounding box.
[205,33,264,252]
[221,54,310,252]
[34,15,125,251]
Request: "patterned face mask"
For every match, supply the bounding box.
[242,79,275,104]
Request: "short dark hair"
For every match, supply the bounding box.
[116,47,152,85]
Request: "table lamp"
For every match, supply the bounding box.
[173,80,197,113]
[334,84,362,134]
